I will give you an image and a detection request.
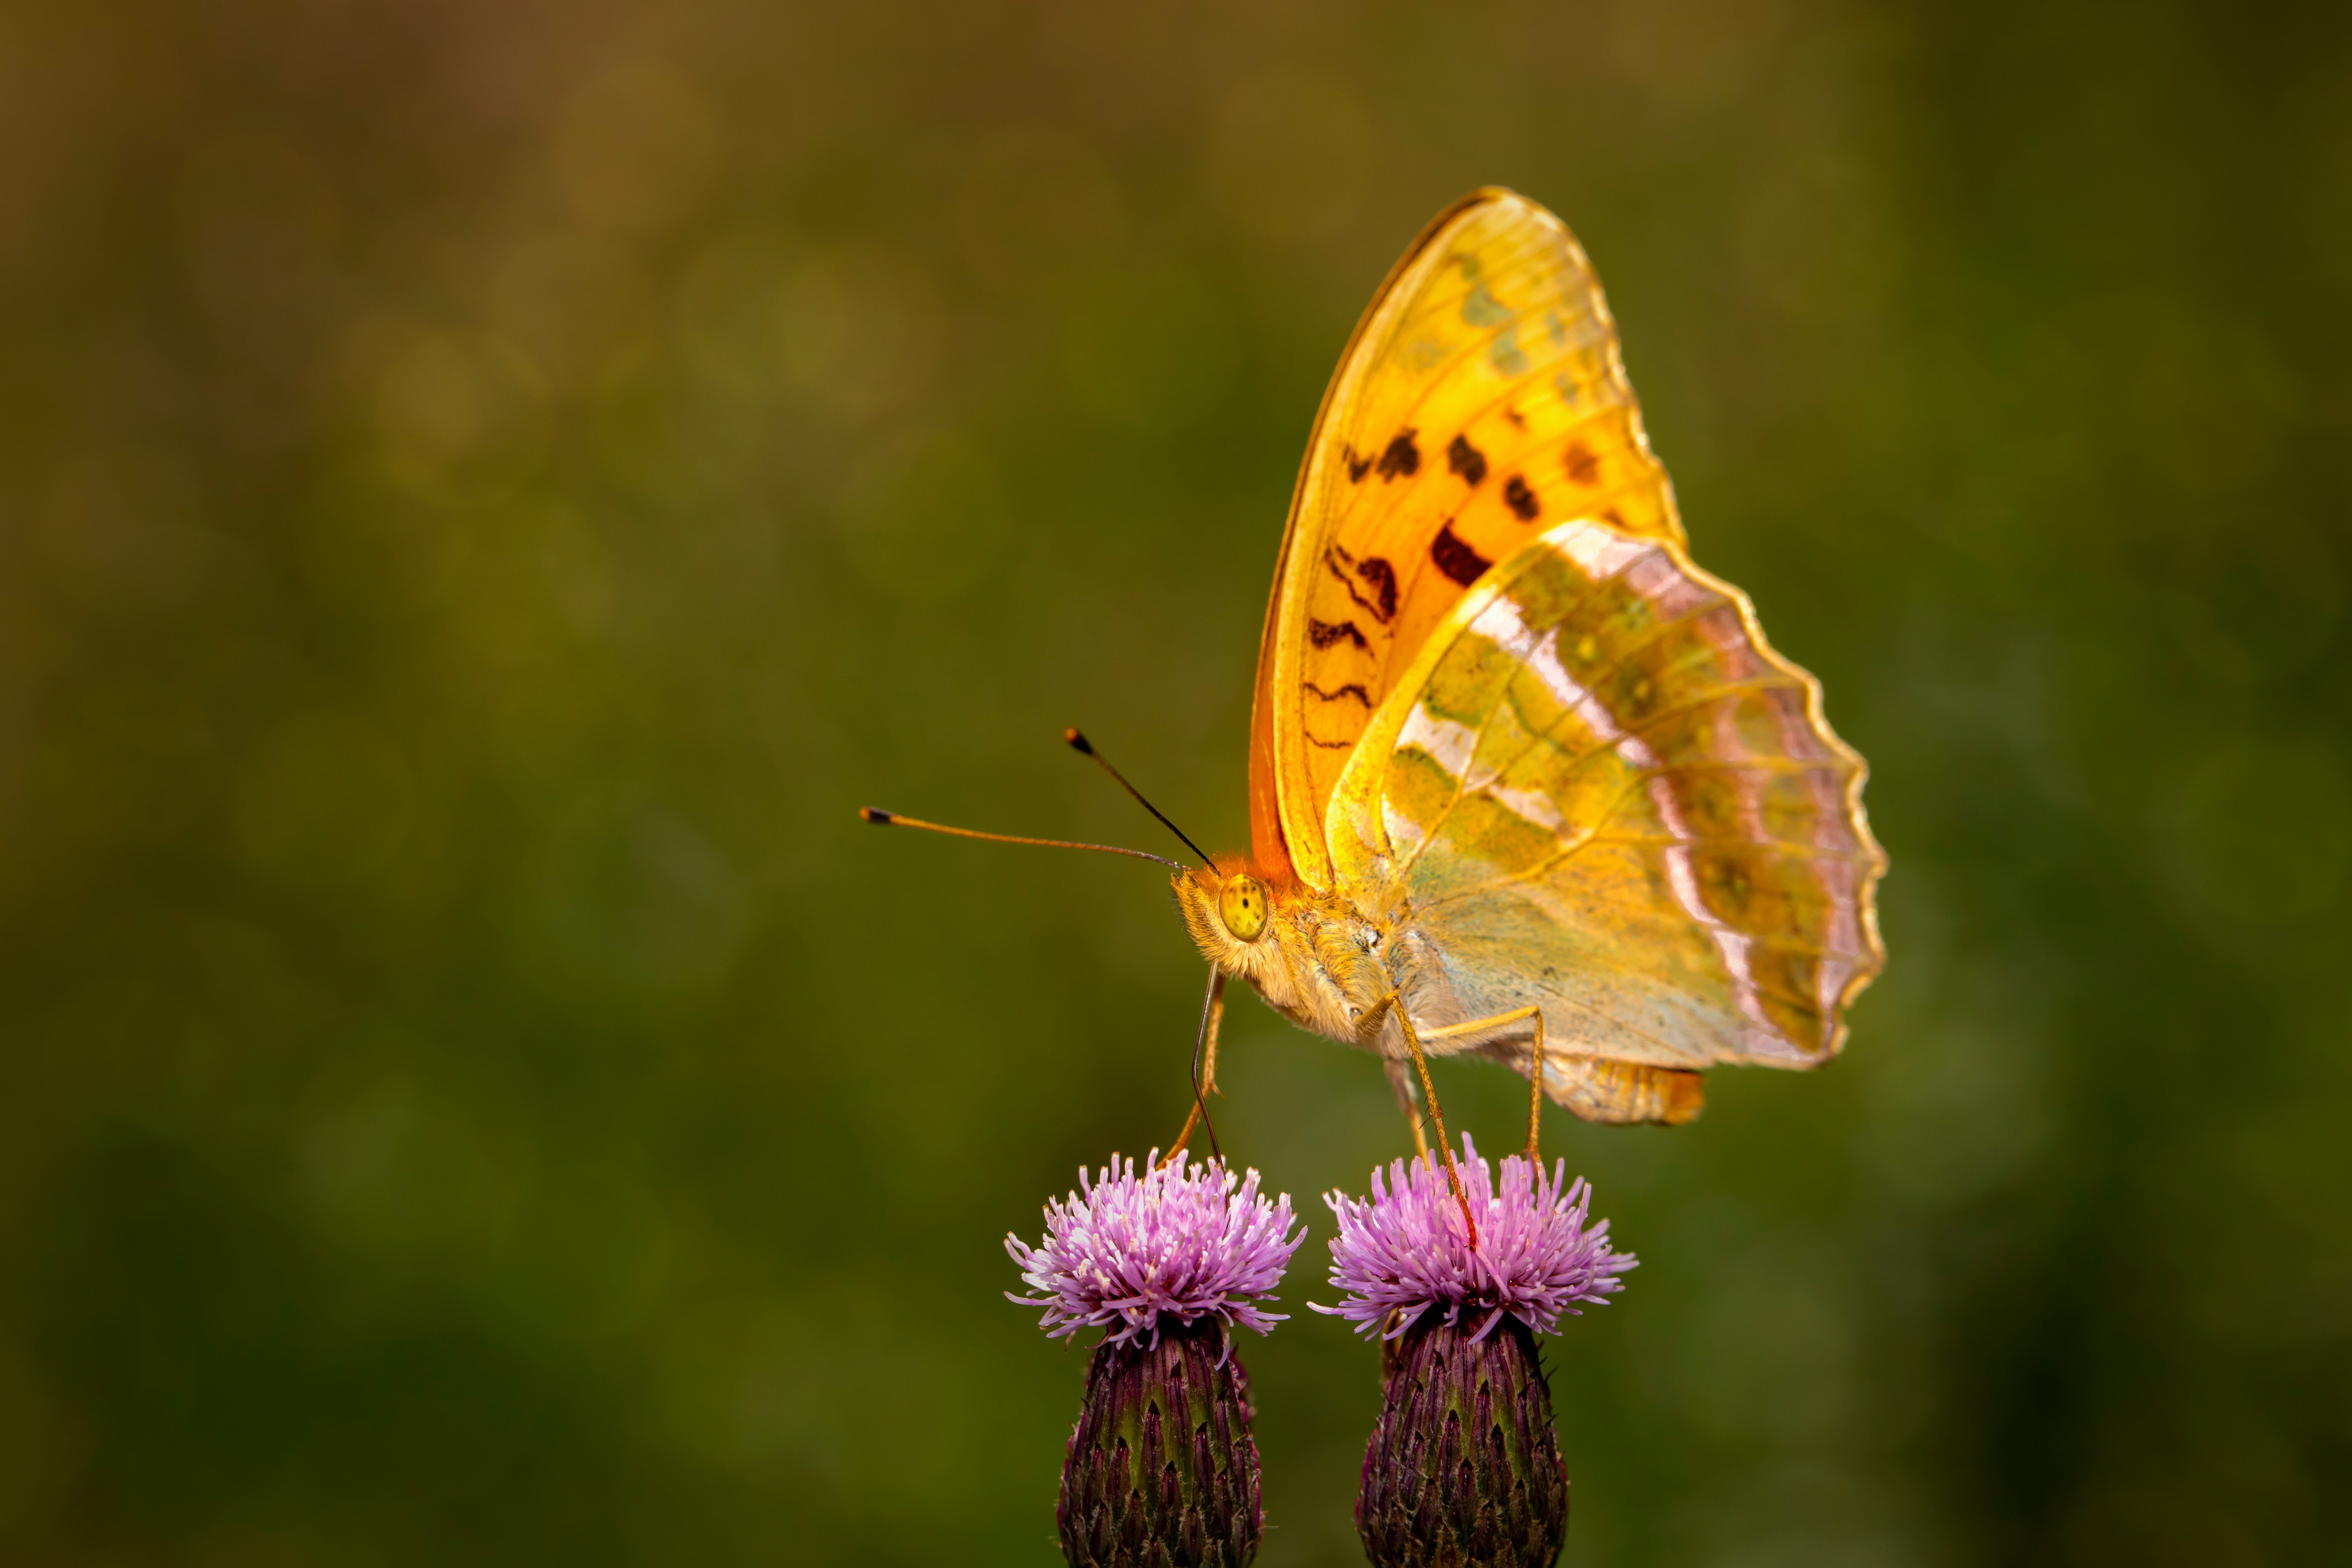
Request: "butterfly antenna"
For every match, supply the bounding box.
[1064,729,1212,868]
[858,807,1186,871]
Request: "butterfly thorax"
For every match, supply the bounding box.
[1174,863,1423,1050]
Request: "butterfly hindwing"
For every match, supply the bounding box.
[1328,518,1886,1102]
[1252,189,1679,888]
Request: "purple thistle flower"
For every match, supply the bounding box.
[1007,1150,1305,1349]
[1316,1134,1635,1341]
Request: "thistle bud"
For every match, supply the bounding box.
[1008,1151,1305,1567]
[1356,1309,1564,1567]
[1317,1136,1635,1568]
[1061,1316,1259,1567]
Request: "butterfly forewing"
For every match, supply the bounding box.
[1330,518,1885,1074]
[1254,189,1680,888]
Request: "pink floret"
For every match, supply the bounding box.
[1006,1151,1305,1349]
[1315,1134,1636,1340]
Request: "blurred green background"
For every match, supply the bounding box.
[2,0,2348,1562]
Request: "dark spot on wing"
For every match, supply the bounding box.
[1345,443,1372,483]
[1446,434,1488,488]
[1306,734,1355,750]
[1308,617,1368,650]
[1430,523,1492,588]
[1563,440,1600,487]
[1503,475,1539,521]
[1504,406,1527,430]
[1323,549,1398,623]
[1306,682,1373,707]
[1376,429,1420,481]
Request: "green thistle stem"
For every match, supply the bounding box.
[1059,1317,1262,1568]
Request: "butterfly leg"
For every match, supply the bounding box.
[1362,992,1476,1244]
[1164,967,1228,1163]
[1414,1005,1547,1159]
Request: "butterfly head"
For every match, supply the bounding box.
[1174,859,1282,969]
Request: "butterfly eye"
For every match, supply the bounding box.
[1218,876,1269,942]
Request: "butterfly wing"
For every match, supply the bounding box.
[1326,517,1887,1120]
[1250,188,1678,889]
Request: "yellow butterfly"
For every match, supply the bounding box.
[871,187,1885,1155]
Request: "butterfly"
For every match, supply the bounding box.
[872,187,1884,1149]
